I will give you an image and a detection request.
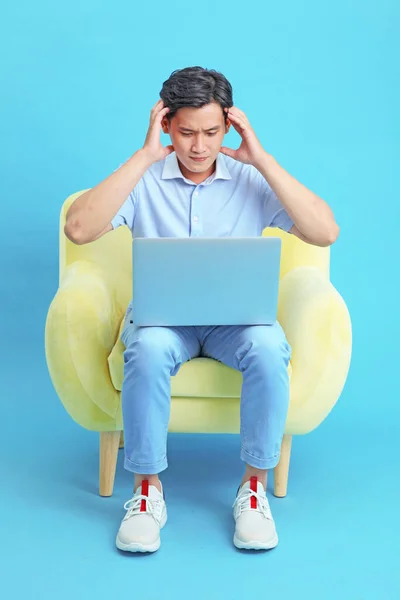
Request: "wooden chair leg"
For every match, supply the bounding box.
[273,434,292,498]
[99,431,121,497]
[119,430,124,449]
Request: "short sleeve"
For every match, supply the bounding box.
[111,192,136,231]
[259,175,294,232]
[110,161,138,231]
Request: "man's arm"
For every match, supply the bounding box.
[254,153,339,247]
[65,99,174,245]
[64,149,153,245]
[220,106,339,247]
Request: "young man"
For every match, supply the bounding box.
[65,66,339,553]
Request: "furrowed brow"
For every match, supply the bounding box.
[179,126,221,132]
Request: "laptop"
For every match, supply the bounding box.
[131,237,282,327]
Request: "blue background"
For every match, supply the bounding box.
[1,0,399,598]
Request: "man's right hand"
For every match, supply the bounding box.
[141,100,174,164]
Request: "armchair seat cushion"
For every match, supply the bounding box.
[107,318,292,398]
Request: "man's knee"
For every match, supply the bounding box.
[237,325,291,370]
[123,326,180,368]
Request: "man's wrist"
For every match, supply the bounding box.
[253,151,276,174]
[135,147,156,169]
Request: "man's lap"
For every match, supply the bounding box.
[121,316,290,371]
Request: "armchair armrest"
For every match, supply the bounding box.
[278,266,352,434]
[45,260,124,430]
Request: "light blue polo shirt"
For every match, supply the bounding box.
[111,151,293,238]
[112,151,294,316]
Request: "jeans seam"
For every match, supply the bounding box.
[241,447,280,462]
[125,456,167,469]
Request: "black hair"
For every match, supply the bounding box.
[159,66,233,121]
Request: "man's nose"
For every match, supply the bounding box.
[192,136,206,152]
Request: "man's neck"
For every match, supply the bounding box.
[177,158,216,185]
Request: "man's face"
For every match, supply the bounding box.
[161,102,231,177]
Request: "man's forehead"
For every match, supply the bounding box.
[174,105,223,130]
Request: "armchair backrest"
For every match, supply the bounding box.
[60,192,330,311]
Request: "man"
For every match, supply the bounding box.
[65,66,339,553]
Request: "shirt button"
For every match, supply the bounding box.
[193,191,199,196]
[193,216,199,223]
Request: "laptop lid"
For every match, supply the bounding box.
[132,237,282,327]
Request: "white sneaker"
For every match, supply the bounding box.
[116,480,167,553]
[232,476,278,550]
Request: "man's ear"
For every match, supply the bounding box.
[161,117,170,134]
[225,119,231,134]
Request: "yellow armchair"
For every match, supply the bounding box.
[45,192,352,498]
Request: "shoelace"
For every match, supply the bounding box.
[232,488,272,519]
[123,494,163,523]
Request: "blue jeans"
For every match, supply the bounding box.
[120,306,291,474]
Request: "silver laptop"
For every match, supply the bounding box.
[131,237,282,327]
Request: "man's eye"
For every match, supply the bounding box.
[181,132,217,136]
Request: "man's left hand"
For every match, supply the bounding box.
[220,107,266,168]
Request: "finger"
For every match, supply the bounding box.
[227,105,245,117]
[225,108,240,119]
[152,106,170,124]
[230,123,244,137]
[227,108,245,122]
[231,113,247,129]
[232,107,247,118]
[154,105,169,115]
[227,107,248,125]
[157,106,170,120]
[227,113,246,132]
[151,99,164,114]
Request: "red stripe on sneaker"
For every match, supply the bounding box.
[140,479,149,512]
[250,476,257,509]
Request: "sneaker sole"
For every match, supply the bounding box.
[116,538,161,553]
[233,533,279,551]
[116,510,167,553]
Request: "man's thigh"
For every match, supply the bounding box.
[199,322,290,370]
[121,307,201,363]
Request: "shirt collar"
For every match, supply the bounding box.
[161,151,232,183]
